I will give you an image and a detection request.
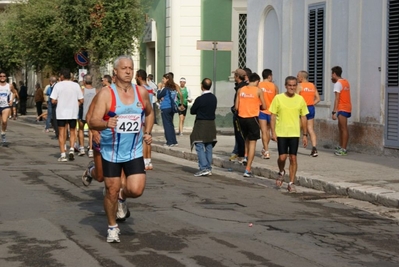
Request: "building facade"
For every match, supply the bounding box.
[140,0,399,155]
[246,0,399,155]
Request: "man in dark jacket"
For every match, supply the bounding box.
[18,81,28,115]
[190,78,217,177]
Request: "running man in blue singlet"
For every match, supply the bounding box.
[89,55,154,243]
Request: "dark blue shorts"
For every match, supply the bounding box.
[306,105,315,120]
[0,106,11,113]
[337,111,351,118]
[258,112,271,123]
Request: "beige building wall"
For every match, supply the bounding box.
[166,0,201,99]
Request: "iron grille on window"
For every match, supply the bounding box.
[307,4,325,98]
[238,14,247,69]
[386,0,399,146]
[387,0,399,86]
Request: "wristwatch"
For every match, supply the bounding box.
[303,133,308,137]
[144,132,152,136]
[332,111,336,115]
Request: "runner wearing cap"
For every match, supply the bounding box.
[177,77,192,136]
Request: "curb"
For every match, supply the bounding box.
[152,144,399,209]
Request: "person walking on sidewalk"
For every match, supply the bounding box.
[18,81,27,116]
[331,66,352,156]
[147,74,158,124]
[258,69,279,160]
[50,69,84,162]
[89,55,154,243]
[177,77,192,136]
[235,73,267,177]
[0,70,14,146]
[297,70,320,157]
[10,82,19,120]
[190,78,217,177]
[269,76,309,193]
[157,73,184,147]
[45,77,57,133]
[34,83,45,121]
[230,69,247,163]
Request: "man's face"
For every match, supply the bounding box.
[180,81,186,88]
[285,79,297,96]
[331,72,338,83]
[0,73,6,83]
[114,59,133,83]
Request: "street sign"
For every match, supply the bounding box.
[196,41,233,51]
[196,41,233,95]
[78,69,88,82]
[74,51,89,67]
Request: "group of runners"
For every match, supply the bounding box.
[232,66,351,193]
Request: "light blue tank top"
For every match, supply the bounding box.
[100,84,145,163]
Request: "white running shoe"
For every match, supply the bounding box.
[106,227,120,243]
[116,199,130,221]
[78,147,85,156]
[58,156,68,162]
[82,161,94,186]
[88,149,94,158]
[68,148,75,161]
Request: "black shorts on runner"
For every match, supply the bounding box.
[57,119,77,128]
[238,117,260,140]
[178,104,188,116]
[277,137,300,155]
[102,157,145,178]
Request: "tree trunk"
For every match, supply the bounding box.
[89,60,102,89]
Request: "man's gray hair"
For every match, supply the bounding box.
[83,74,92,84]
[113,55,133,69]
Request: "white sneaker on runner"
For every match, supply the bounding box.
[116,199,130,221]
[106,227,120,243]
[78,147,85,156]
[58,156,68,162]
[82,161,94,186]
[68,148,75,161]
[88,149,94,158]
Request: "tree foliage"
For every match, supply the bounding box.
[0,0,145,74]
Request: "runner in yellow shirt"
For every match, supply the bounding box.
[269,76,308,193]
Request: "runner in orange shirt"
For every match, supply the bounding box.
[297,70,320,157]
[235,73,266,177]
[258,69,279,159]
[331,66,352,156]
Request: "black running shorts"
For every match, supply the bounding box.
[102,157,145,178]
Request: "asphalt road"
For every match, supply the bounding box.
[1,120,399,267]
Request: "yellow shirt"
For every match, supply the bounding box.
[269,93,309,137]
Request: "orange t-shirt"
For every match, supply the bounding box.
[334,79,352,112]
[299,82,317,106]
[258,81,276,115]
[238,85,261,118]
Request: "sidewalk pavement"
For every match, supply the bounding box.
[15,108,399,209]
[150,124,399,209]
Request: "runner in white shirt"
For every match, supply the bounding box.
[0,70,14,146]
[50,69,84,162]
